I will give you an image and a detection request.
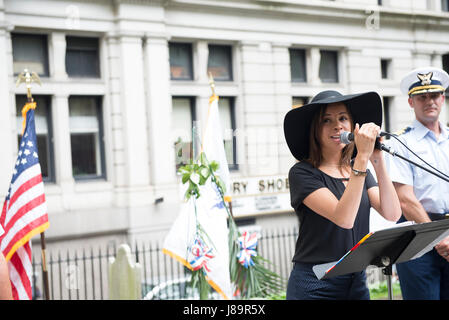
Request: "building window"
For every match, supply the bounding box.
[218,97,237,169]
[12,33,49,76]
[16,95,54,182]
[169,43,193,80]
[442,0,449,11]
[292,97,309,109]
[381,59,391,79]
[208,45,233,81]
[443,54,449,96]
[289,49,307,83]
[66,36,100,78]
[69,96,105,179]
[319,50,339,83]
[382,96,391,135]
[172,97,196,169]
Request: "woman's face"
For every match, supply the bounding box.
[319,102,352,152]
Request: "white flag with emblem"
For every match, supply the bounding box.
[162,93,232,299]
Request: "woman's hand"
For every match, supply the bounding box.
[353,122,380,160]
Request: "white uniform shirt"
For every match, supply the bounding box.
[385,119,449,214]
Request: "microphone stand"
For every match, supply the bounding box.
[379,143,449,183]
[342,132,449,182]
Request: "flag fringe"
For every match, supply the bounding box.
[205,275,230,300]
[4,222,49,262]
[162,248,193,271]
[162,248,230,300]
[21,102,37,135]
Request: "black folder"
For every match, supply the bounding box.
[313,219,449,280]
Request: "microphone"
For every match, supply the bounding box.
[340,131,390,151]
[340,131,388,144]
[339,131,354,145]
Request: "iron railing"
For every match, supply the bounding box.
[31,227,386,300]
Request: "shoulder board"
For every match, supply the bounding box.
[393,126,412,136]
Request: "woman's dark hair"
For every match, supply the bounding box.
[306,104,355,171]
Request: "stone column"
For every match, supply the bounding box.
[51,94,75,208]
[143,34,176,188]
[115,33,152,207]
[308,47,322,86]
[272,42,295,173]
[49,32,68,80]
[105,34,125,190]
[194,40,211,131]
[0,26,13,197]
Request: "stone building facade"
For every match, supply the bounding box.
[0,0,448,253]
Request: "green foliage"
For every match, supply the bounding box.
[369,281,402,300]
[179,152,284,299]
[227,216,285,299]
[266,291,286,300]
[178,155,223,200]
[190,269,211,300]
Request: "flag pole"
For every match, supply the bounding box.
[39,232,49,300]
[16,69,50,300]
[208,72,216,97]
[207,73,234,218]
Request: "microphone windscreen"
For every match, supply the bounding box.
[340,131,353,145]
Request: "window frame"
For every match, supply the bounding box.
[207,44,233,82]
[382,96,391,135]
[172,96,197,170]
[68,95,106,181]
[380,58,392,80]
[289,48,307,83]
[12,33,50,77]
[169,42,194,81]
[443,54,449,96]
[65,36,101,78]
[218,96,238,171]
[442,0,449,12]
[292,96,310,109]
[319,49,339,83]
[15,94,55,183]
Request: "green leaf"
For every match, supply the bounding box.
[200,152,207,167]
[216,177,226,194]
[190,172,200,185]
[182,173,190,184]
[200,167,210,180]
[209,161,219,172]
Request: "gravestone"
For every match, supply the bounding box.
[108,244,142,300]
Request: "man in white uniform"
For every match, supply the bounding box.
[386,66,449,300]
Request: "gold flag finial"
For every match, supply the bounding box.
[16,68,41,102]
[208,72,216,96]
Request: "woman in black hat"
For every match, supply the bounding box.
[284,90,401,300]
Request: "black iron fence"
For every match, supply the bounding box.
[31,227,386,300]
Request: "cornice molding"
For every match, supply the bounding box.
[165,0,449,27]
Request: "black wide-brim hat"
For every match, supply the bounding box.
[283,90,383,161]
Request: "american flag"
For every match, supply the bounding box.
[0,102,49,300]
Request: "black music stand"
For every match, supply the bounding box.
[313,219,449,300]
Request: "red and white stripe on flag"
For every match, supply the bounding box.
[8,242,33,300]
[0,104,49,300]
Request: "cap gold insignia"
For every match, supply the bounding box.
[417,72,433,86]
